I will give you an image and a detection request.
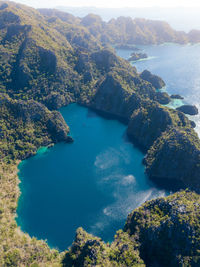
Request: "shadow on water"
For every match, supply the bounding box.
[17,104,167,251]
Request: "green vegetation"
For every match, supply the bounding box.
[62,228,145,267]
[0,1,200,266]
[39,10,200,45]
[144,127,200,191]
[0,163,63,266]
[0,94,70,162]
[127,101,194,150]
[125,190,200,266]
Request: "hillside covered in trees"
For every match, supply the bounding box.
[0,1,200,266]
[39,8,200,45]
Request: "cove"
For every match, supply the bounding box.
[17,104,166,251]
[117,43,200,136]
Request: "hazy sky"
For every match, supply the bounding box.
[12,0,200,8]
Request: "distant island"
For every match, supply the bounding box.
[39,9,200,45]
[128,52,148,61]
[0,1,200,267]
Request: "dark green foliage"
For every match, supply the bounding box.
[124,191,200,267]
[0,94,70,162]
[39,8,200,46]
[0,2,200,267]
[140,69,165,89]
[144,127,200,191]
[176,104,198,115]
[62,228,145,267]
[127,101,192,151]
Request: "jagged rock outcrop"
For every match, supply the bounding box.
[62,228,144,267]
[63,190,200,267]
[144,127,200,191]
[140,70,165,89]
[155,91,171,104]
[171,94,184,100]
[124,191,200,267]
[0,94,71,160]
[127,102,192,151]
[39,8,200,46]
[176,104,198,115]
[1,3,200,267]
[90,74,138,121]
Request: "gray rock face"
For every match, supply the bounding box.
[90,74,135,120]
[127,103,173,151]
[127,102,191,151]
[176,104,198,115]
[140,69,165,89]
[124,191,200,267]
[156,91,171,105]
[1,94,70,144]
[144,127,200,192]
[171,94,184,100]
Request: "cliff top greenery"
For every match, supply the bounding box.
[0,1,200,266]
[39,9,200,45]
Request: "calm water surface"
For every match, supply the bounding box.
[17,104,165,250]
[17,43,200,251]
[117,43,200,135]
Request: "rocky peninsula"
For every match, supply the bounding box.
[0,1,200,266]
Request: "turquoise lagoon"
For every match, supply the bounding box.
[17,43,200,251]
[17,104,165,250]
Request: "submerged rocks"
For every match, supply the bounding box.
[176,104,198,115]
[140,69,165,89]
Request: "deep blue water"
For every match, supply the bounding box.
[17,43,200,251]
[117,43,200,135]
[17,104,166,251]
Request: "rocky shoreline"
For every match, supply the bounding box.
[1,2,200,266]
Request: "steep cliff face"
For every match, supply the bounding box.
[39,8,200,46]
[127,102,193,151]
[0,94,71,161]
[62,191,200,267]
[176,104,199,115]
[87,50,167,120]
[124,191,200,267]
[0,1,81,105]
[62,228,145,267]
[1,3,200,267]
[90,74,137,120]
[140,70,166,89]
[144,127,200,191]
